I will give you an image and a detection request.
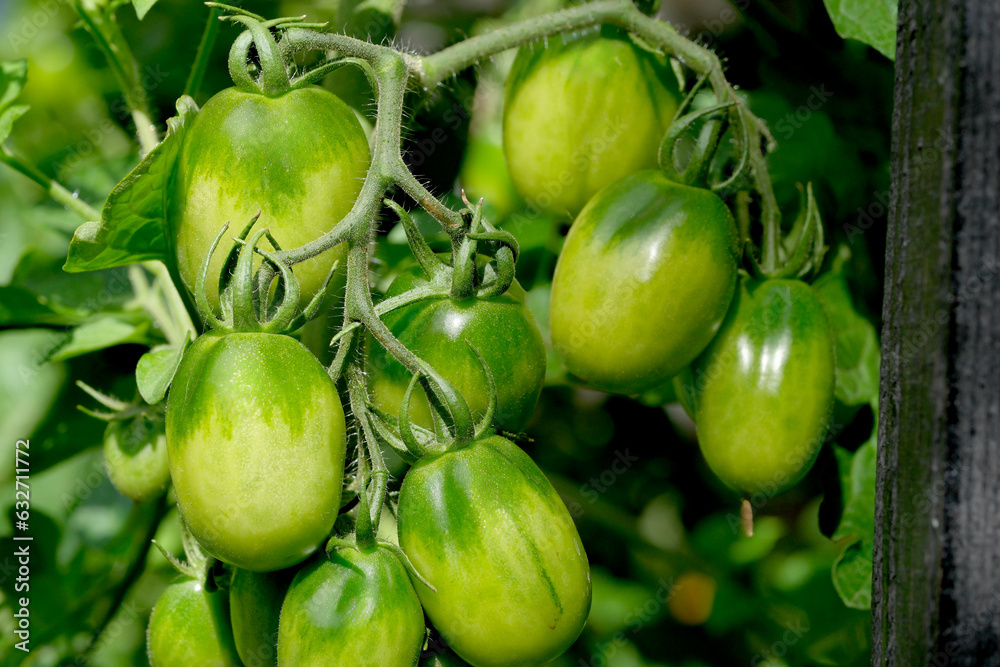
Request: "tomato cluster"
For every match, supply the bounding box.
[505,33,837,496]
[137,18,837,667]
[147,59,588,665]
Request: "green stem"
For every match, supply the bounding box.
[0,147,101,220]
[144,261,197,340]
[417,0,627,86]
[346,363,388,549]
[132,109,160,156]
[73,0,160,153]
[184,6,222,99]
[128,266,182,346]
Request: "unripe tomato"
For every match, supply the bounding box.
[169,86,370,308]
[503,31,678,216]
[166,332,347,571]
[277,546,425,667]
[398,435,591,667]
[103,414,169,502]
[147,578,240,667]
[230,567,294,666]
[550,171,739,395]
[421,649,471,666]
[686,278,835,495]
[367,265,546,433]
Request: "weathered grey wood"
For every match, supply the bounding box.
[875,0,1000,665]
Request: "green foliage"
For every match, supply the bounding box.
[135,339,189,405]
[64,98,198,272]
[0,60,29,144]
[821,0,898,60]
[131,0,160,20]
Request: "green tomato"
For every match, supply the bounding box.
[230,567,295,666]
[421,649,471,667]
[103,414,169,502]
[147,578,240,667]
[503,31,678,216]
[398,435,591,667]
[166,332,347,571]
[685,278,836,495]
[170,86,370,308]
[367,265,546,434]
[277,546,425,667]
[550,170,739,395]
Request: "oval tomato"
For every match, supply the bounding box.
[397,435,591,667]
[103,414,169,502]
[147,578,240,667]
[684,278,835,495]
[169,86,370,308]
[166,332,347,571]
[367,265,546,434]
[277,546,425,667]
[550,170,739,394]
[230,567,295,666]
[503,31,678,216]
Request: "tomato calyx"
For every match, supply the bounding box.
[152,518,219,589]
[213,7,330,97]
[744,182,827,281]
[324,534,437,593]
[76,379,160,424]
[390,339,498,459]
[388,195,520,302]
[657,72,748,193]
[658,75,828,281]
[194,213,335,335]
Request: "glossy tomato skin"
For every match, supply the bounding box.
[550,171,739,395]
[686,278,835,495]
[170,86,369,309]
[166,332,347,571]
[230,567,295,666]
[367,265,546,434]
[503,32,678,216]
[103,415,169,502]
[277,547,425,667]
[398,435,591,667]
[147,579,240,667]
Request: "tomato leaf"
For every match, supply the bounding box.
[64,96,198,273]
[136,336,189,404]
[0,331,67,476]
[831,434,876,609]
[49,312,155,361]
[131,0,159,20]
[821,0,897,61]
[814,246,881,409]
[0,59,29,143]
[0,285,91,326]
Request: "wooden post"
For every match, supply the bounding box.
[875,0,1000,665]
